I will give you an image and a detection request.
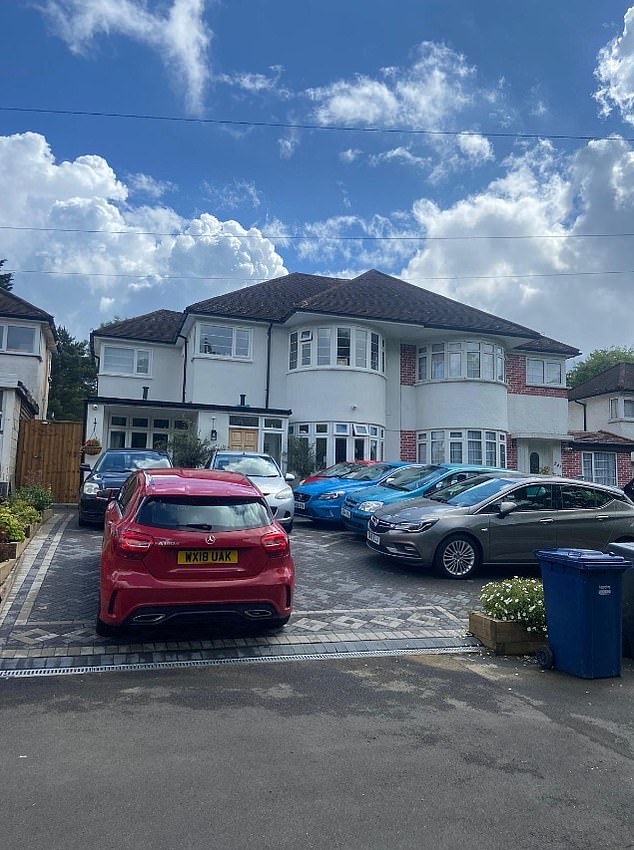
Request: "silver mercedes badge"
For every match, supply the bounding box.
[205,534,216,545]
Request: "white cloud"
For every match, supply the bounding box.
[595,6,634,123]
[127,173,176,198]
[0,132,287,335]
[42,0,212,113]
[278,128,301,159]
[339,148,362,163]
[308,42,480,129]
[218,65,290,97]
[456,133,494,164]
[202,179,262,210]
[370,147,430,169]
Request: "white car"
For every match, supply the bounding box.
[207,451,295,532]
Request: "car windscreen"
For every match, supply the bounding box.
[95,453,172,473]
[343,463,396,482]
[213,455,280,477]
[320,462,359,477]
[381,465,441,492]
[136,497,272,531]
[434,477,524,507]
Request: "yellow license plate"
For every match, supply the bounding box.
[177,550,238,565]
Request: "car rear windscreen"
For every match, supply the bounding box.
[137,497,271,531]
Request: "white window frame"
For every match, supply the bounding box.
[0,322,38,355]
[101,344,152,377]
[417,339,505,384]
[624,398,634,419]
[288,325,385,374]
[526,357,564,387]
[0,389,4,432]
[198,323,252,360]
[417,428,507,468]
[582,451,617,487]
[610,397,619,420]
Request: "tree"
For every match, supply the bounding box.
[287,436,316,478]
[47,327,97,421]
[0,258,13,292]
[168,425,213,468]
[567,346,634,388]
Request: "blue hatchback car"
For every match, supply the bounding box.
[293,461,409,522]
[341,464,513,533]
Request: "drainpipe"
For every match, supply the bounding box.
[265,322,273,409]
[178,334,188,403]
[574,399,587,431]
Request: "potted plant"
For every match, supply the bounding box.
[83,437,102,456]
[469,577,547,656]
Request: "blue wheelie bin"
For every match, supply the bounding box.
[607,542,634,659]
[535,548,631,678]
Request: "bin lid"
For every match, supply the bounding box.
[535,548,633,570]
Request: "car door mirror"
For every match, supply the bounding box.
[285,473,296,482]
[497,500,517,517]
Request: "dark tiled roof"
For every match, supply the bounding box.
[188,269,554,340]
[567,429,634,448]
[0,289,54,323]
[187,273,346,320]
[514,335,580,357]
[569,362,634,400]
[93,310,184,344]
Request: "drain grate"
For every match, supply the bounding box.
[0,644,481,678]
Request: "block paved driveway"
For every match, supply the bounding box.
[0,509,538,676]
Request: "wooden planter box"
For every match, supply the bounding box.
[469,611,547,656]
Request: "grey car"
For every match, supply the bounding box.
[207,451,295,532]
[366,474,634,579]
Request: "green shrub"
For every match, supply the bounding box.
[479,577,547,635]
[6,499,41,530]
[11,485,54,512]
[0,507,26,543]
[287,436,316,479]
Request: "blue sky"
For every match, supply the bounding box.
[1,0,634,355]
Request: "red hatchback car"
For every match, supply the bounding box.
[97,468,294,637]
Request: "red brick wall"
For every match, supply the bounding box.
[506,438,518,470]
[560,449,581,479]
[400,344,416,386]
[400,430,416,462]
[506,353,568,398]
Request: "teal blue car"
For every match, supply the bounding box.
[341,464,513,533]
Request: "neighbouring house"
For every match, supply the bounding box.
[87,269,581,478]
[566,362,634,486]
[0,289,57,491]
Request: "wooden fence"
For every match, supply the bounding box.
[16,420,83,503]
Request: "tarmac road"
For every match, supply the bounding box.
[1,652,633,850]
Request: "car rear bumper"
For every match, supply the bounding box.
[99,564,294,627]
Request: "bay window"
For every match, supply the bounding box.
[418,429,507,468]
[288,325,385,373]
[417,339,505,383]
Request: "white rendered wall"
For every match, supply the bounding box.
[286,369,387,425]
[575,394,634,438]
[508,394,569,437]
[409,381,509,432]
[97,344,184,403]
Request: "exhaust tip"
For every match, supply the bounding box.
[132,613,166,624]
[244,609,273,619]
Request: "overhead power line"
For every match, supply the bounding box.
[2,223,634,242]
[1,105,633,145]
[6,267,634,283]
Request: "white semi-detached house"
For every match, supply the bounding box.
[87,269,579,476]
[0,289,56,491]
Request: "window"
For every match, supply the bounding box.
[5,325,36,354]
[337,328,351,365]
[289,332,298,370]
[315,423,328,433]
[264,418,282,429]
[527,357,563,386]
[505,484,553,512]
[102,345,151,376]
[229,415,258,427]
[610,398,619,419]
[582,452,617,486]
[199,324,251,359]
[335,423,349,434]
[298,423,310,435]
[355,330,368,368]
[370,333,380,371]
[301,335,312,366]
[417,340,505,383]
[559,484,604,510]
[0,390,3,432]
[417,429,506,467]
[353,424,369,436]
[625,399,634,418]
[317,328,331,365]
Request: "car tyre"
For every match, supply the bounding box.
[434,534,481,579]
[285,520,293,534]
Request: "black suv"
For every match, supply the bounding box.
[79,449,172,526]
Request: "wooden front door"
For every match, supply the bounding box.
[229,428,258,452]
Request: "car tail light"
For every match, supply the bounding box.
[260,531,289,556]
[117,531,154,559]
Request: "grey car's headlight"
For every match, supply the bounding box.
[82,481,101,495]
[393,519,438,533]
[274,486,293,499]
[359,500,384,512]
[318,491,345,500]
